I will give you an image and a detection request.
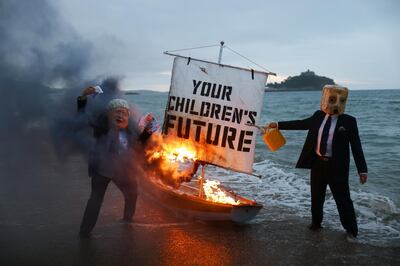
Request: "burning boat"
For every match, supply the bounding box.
[141,175,263,223]
[140,43,274,222]
[141,136,263,222]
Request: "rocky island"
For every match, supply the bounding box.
[266,70,335,92]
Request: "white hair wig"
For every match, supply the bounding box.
[107,99,130,112]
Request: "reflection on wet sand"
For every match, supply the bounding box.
[1,157,399,265]
[161,227,232,266]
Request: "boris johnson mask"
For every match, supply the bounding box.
[107,99,130,129]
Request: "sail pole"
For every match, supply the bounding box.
[218,41,225,64]
[198,164,206,198]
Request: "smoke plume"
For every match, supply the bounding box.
[0,0,91,151]
[0,0,113,196]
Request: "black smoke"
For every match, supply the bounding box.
[0,1,130,163]
[0,0,92,157]
[0,0,108,200]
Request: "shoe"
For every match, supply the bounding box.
[307,223,323,231]
[346,231,358,242]
[346,230,357,238]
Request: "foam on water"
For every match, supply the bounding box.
[129,90,400,247]
[206,160,400,247]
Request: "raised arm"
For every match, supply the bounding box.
[77,86,96,113]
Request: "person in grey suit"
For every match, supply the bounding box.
[268,85,367,238]
[77,86,154,238]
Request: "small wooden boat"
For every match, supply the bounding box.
[139,175,263,223]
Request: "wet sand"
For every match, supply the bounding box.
[0,153,399,266]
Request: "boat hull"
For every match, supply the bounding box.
[139,176,263,223]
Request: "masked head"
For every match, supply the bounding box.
[107,99,130,129]
[320,85,349,115]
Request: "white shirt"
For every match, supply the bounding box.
[118,130,129,151]
[316,114,338,157]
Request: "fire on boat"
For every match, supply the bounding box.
[140,135,263,223]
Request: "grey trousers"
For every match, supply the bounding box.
[79,173,137,235]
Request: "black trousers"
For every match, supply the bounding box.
[310,158,358,236]
[79,173,137,235]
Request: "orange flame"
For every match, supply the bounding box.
[145,134,199,187]
[148,144,197,163]
[203,179,241,205]
[144,134,240,205]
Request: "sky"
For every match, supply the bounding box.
[51,0,399,91]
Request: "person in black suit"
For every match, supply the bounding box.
[268,85,367,238]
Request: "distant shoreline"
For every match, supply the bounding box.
[265,86,322,92]
[48,88,399,95]
[264,88,400,92]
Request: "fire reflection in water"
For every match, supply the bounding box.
[161,227,232,266]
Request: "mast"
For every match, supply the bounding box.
[198,41,223,193]
[198,164,206,198]
[217,41,224,64]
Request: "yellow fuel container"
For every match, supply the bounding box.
[263,126,286,152]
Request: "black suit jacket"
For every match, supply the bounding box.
[278,110,367,180]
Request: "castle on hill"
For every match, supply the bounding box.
[266,70,335,91]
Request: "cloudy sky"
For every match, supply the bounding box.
[53,0,399,90]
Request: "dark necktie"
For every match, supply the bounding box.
[319,116,332,156]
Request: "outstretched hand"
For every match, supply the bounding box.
[359,173,367,184]
[267,122,277,129]
[81,86,96,97]
[144,113,158,133]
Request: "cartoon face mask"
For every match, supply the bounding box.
[320,85,349,115]
[107,99,130,129]
[108,107,129,129]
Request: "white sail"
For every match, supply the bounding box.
[163,56,268,174]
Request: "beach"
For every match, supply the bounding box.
[1,89,399,265]
[1,150,399,266]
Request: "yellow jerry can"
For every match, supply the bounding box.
[263,126,286,152]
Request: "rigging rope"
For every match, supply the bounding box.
[165,43,275,74]
[224,45,273,74]
[166,44,220,53]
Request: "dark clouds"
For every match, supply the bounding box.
[54,0,400,90]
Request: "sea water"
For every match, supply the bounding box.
[128,89,400,247]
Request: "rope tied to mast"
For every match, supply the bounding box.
[165,44,221,53]
[164,42,276,75]
[224,45,274,75]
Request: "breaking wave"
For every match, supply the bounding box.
[208,160,400,247]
